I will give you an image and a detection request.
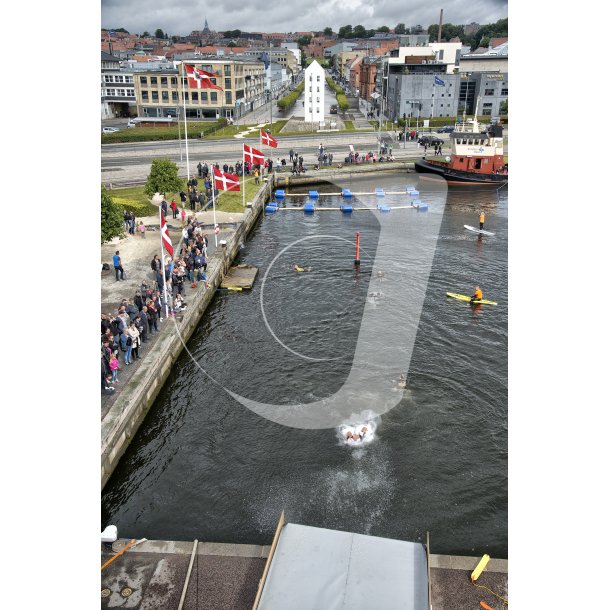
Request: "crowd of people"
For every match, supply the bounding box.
[101,210,215,395]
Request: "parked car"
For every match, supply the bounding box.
[436,125,455,133]
[418,135,444,146]
[330,104,338,114]
[102,126,119,134]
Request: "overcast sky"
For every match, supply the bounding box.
[101,0,507,37]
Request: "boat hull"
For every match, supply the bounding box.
[414,159,508,187]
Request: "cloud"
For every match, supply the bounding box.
[101,0,507,36]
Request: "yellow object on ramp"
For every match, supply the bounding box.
[446,292,498,306]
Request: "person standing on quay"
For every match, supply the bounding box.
[479,210,485,230]
[113,250,124,281]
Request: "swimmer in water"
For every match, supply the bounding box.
[398,374,407,389]
[360,426,368,439]
[292,264,312,272]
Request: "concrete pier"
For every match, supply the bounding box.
[100,539,508,610]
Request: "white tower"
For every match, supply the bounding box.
[304,60,325,124]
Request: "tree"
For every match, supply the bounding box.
[297,35,312,47]
[155,28,164,39]
[144,158,183,199]
[324,27,333,36]
[338,25,352,39]
[377,26,390,33]
[101,186,124,244]
[142,31,150,38]
[479,36,490,48]
[500,100,508,114]
[227,41,237,47]
[172,36,178,43]
[353,25,367,38]
[395,23,406,35]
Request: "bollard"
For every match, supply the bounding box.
[355,231,360,267]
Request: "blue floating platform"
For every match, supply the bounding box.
[340,204,353,213]
[275,190,285,199]
[406,185,416,192]
[412,199,421,205]
[375,188,385,197]
[265,205,277,214]
[416,204,428,211]
[303,202,315,213]
[409,190,420,196]
[308,190,319,199]
[342,189,353,198]
[378,205,391,212]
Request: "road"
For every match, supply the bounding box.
[101,130,414,185]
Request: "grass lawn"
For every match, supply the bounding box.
[107,172,267,217]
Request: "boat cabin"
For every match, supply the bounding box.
[448,119,506,174]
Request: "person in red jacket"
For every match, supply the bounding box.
[170,199,178,219]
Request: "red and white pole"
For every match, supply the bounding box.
[354,231,360,267]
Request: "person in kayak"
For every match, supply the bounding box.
[471,286,483,303]
[479,210,485,230]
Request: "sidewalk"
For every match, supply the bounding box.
[101,207,244,417]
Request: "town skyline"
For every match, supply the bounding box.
[101,0,508,38]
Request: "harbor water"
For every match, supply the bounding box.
[102,173,508,557]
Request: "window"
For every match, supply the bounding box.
[140,76,147,85]
[483,102,493,107]
[172,92,178,102]
[225,91,232,104]
[482,108,492,115]
[317,86,320,92]
[191,92,198,102]
[127,89,134,97]
[317,75,320,81]
[107,88,116,96]
[202,91,208,102]
[225,78,231,90]
[224,65,231,76]
[484,88,494,95]
[152,91,159,102]
[211,92,217,102]
[501,88,508,96]
[150,77,158,85]
[116,75,124,83]
[160,77,167,86]
[316,107,320,113]
[317,97,319,102]
[171,77,177,86]
[162,91,169,102]
[104,75,113,83]
[142,91,149,102]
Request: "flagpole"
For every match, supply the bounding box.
[242,145,245,208]
[159,207,170,318]
[212,170,218,247]
[181,63,190,182]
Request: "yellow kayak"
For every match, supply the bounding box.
[446,292,498,306]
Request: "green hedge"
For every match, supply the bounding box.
[277,81,305,110]
[326,77,349,112]
[101,119,226,143]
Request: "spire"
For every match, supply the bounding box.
[203,17,210,33]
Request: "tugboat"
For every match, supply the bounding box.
[415,103,508,186]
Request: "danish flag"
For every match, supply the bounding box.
[160,210,173,257]
[260,130,278,148]
[243,144,265,164]
[213,166,241,191]
[184,64,223,91]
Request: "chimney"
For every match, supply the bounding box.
[438,9,443,43]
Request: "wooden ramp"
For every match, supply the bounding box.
[220,264,258,290]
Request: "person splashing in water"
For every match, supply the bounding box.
[292,264,312,272]
[398,374,407,389]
